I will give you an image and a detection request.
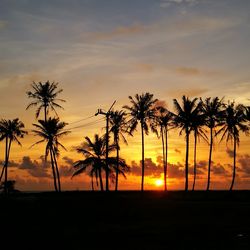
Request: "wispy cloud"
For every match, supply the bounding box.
[160,0,202,8]
[86,23,148,42]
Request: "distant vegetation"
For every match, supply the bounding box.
[0,81,250,193]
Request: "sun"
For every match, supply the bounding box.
[155,179,163,187]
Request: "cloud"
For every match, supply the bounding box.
[135,63,154,73]
[0,160,19,168]
[87,23,148,42]
[0,20,8,30]
[59,165,73,177]
[174,148,181,154]
[62,156,74,165]
[160,0,201,8]
[212,163,230,176]
[238,154,250,177]
[169,87,208,97]
[226,148,234,158]
[175,67,201,76]
[18,156,51,178]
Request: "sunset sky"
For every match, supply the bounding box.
[0,0,250,191]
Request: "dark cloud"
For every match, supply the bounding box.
[226,148,234,158]
[212,163,230,176]
[0,160,19,168]
[174,148,181,154]
[18,156,51,178]
[63,156,74,165]
[168,162,184,178]
[60,165,73,177]
[238,154,250,177]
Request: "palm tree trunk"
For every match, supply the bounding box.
[105,114,109,191]
[99,168,104,191]
[230,136,237,191]
[165,126,168,192]
[50,148,58,192]
[91,175,94,191]
[52,149,61,192]
[4,137,9,194]
[192,131,197,191]
[185,129,189,191]
[161,126,166,191]
[115,136,119,191]
[207,127,213,191]
[44,105,47,122]
[141,121,145,192]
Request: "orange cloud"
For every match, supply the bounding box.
[175,67,201,76]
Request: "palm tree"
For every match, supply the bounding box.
[190,103,207,191]
[26,81,65,121]
[32,117,69,192]
[123,93,158,191]
[0,118,27,194]
[72,134,129,191]
[109,110,129,191]
[155,106,173,191]
[216,102,248,191]
[201,97,224,191]
[172,96,200,191]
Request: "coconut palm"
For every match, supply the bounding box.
[123,93,158,191]
[26,81,65,121]
[201,97,224,191]
[172,96,200,191]
[32,117,69,192]
[109,110,129,191]
[190,103,208,191]
[216,102,248,191]
[0,118,27,193]
[155,106,173,191]
[72,134,129,191]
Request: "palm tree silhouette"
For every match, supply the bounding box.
[32,117,69,192]
[201,97,224,191]
[123,93,158,191]
[109,110,129,191]
[216,102,249,191]
[0,118,27,194]
[155,106,173,191]
[72,134,128,191]
[172,96,200,191]
[26,81,65,121]
[190,102,207,191]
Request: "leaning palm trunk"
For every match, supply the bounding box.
[52,149,61,192]
[98,168,104,191]
[192,131,197,191]
[230,136,237,191]
[4,138,12,194]
[50,148,58,192]
[207,127,213,191]
[165,126,168,191]
[141,121,145,192]
[115,136,119,191]
[160,126,166,191]
[185,129,189,191]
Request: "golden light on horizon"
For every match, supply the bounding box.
[155,179,163,187]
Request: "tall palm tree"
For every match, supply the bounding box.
[109,110,129,191]
[123,93,158,191]
[72,134,129,191]
[0,118,27,193]
[155,106,173,191]
[26,81,65,121]
[32,117,69,192]
[190,103,208,191]
[201,97,224,191]
[172,96,200,191]
[216,102,248,191]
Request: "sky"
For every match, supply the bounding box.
[0,0,250,191]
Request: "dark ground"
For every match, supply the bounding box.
[1,191,250,250]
